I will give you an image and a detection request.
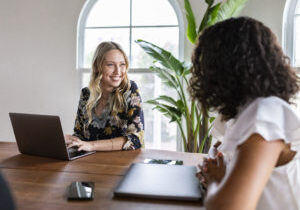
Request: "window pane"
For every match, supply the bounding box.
[132,0,178,26]
[84,28,130,68]
[86,0,130,27]
[81,72,91,88]
[296,2,300,14]
[160,78,177,151]
[294,15,300,67]
[292,92,300,115]
[161,117,177,151]
[295,16,300,67]
[131,27,179,68]
[129,73,177,151]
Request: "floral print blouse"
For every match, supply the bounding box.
[73,80,144,150]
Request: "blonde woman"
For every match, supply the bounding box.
[66,41,144,151]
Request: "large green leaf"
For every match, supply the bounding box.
[147,100,181,116]
[182,61,192,70]
[135,40,184,75]
[146,99,159,105]
[209,116,216,123]
[149,66,178,89]
[199,3,221,32]
[205,0,214,6]
[199,1,212,33]
[176,99,185,110]
[152,106,173,121]
[213,0,248,24]
[150,103,182,123]
[157,108,179,123]
[154,95,178,107]
[183,68,191,76]
[176,99,186,115]
[182,61,192,76]
[184,0,197,44]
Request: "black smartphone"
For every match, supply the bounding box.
[143,158,183,165]
[67,181,94,200]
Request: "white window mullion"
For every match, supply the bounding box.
[153,76,162,149]
[283,0,298,65]
[129,0,133,63]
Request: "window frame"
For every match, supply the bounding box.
[282,0,299,67]
[76,0,185,150]
[283,0,300,116]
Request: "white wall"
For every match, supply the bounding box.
[0,0,287,142]
[0,0,86,141]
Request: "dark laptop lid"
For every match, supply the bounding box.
[114,163,203,201]
[9,113,70,160]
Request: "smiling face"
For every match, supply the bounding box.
[100,49,127,93]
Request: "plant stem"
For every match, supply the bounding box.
[177,76,192,151]
[177,120,187,152]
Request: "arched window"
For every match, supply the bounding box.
[295,1,300,67]
[283,0,300,113]
[283,0,300,67]
[77,0,184,151]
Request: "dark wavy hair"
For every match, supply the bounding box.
[189,17,300,121]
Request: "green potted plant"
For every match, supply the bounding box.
[136,0,248,153]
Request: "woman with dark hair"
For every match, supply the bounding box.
[190,17,300,210]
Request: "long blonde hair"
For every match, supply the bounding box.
[86,41,130,125]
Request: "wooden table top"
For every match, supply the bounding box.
[0,142,206,210]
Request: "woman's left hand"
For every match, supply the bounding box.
[197,152,226,187]
[67,136,94,152]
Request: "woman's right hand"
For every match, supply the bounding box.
[197,152,226,186]
[196,141,226,188]
[64,134,74,146]
[65,135,94,152]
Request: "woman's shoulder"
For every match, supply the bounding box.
[129,80,139,91]
[255,96,290,108]
[80,87,90,101]
[123,80,142,106]
[239,96,297,122]
[227,96,300,143]
[221,96,300,156]
[81,87,90,94]
[127,80,141,96]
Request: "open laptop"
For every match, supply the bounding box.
[114,163,203,201]
[9,112,96,160]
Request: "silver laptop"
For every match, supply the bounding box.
[9,112,96,160]
[114,163,203,201]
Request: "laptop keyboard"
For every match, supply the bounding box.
[68,147,88,158]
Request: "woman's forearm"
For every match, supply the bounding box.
[90,137,127,151]
[205,135,285,210]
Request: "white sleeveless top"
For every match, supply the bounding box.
[212,96,300,210]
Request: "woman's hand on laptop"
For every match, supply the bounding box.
[65,135,93,152]
[64,135,73,145]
